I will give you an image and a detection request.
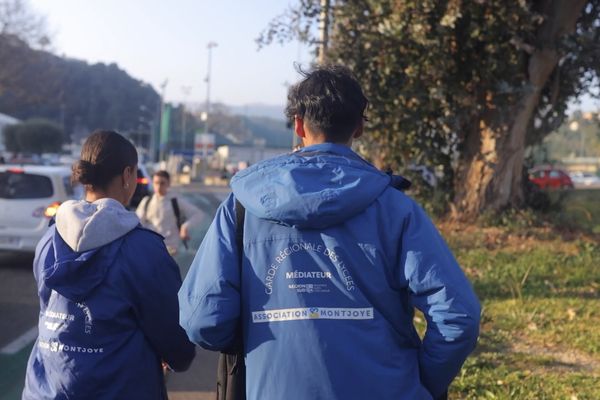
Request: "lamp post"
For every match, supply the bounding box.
[204,41,218,132]
[193,42,217,181]
[158,79,168,162]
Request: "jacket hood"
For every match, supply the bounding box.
[56,198,139,252]
[230,143,409,229]
[43,198,139,301]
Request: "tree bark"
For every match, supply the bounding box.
[452,0,587,220]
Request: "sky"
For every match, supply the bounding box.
[29,0,312,107]
[27,0,599,113]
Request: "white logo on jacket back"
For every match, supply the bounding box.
[263,242,356,294]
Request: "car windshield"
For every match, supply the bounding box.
[0,171,54,199]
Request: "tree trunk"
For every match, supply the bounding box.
[452,0,587,220]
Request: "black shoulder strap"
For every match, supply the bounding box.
[386,169,412,191]
[234,199,245,261]
[142,195,152,219]
[228,199,245,352]
[171,197,182,230]
[216,199,247,399]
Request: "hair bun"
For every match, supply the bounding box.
[72,160,98,185]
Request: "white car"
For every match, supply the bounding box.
[0,165,83,253]
[569,171,600,188]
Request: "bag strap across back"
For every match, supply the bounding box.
[216,199,247,400]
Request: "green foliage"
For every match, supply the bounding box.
[444,224,600,398]
[260,1,600,214]
[498,187,600,233]
[0,0,49,48]
[549,189,600,233]
[453,354,599,399]
[3,118,63,154]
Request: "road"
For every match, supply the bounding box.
[0,183,230,400]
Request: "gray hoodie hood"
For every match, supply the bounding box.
[55,198,140,252]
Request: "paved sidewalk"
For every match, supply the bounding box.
[167,185,226,400]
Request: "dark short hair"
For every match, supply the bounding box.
[72,130,138,190]
[153,170,170,181]
[285,65,368,143]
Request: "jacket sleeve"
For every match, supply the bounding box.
[398,201,480,398]
[178,197,204,231]
[178,193,241,351]
[124,230,196,371]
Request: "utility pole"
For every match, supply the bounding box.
[158,79,168,162]
[194,41,218,182]
[205,41,218,131]
[317,0,330,65]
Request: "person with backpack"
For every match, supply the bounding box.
[178,65,480,400]
[136,170,204,256]
[23,130,195,400]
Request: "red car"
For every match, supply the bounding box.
[528,166,574,189]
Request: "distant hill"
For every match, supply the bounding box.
[242,115,293,148]
[0,34,291,152]
[229,103,286,121]
[204,106,292,149]
[0,34,159,142]
[186,102,286,121]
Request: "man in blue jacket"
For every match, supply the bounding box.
[179,65,480,400]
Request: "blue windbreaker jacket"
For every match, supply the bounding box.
[179,143,480,400]
[23,198,195,400]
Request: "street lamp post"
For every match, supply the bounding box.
[204,41,218,132]
[158,79,168,162]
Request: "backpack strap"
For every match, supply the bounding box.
[234,199,245,261]
[215,199,246,399]
[385,169,412,191]
[141,195,152,220]
[171,197,182,230]
[231,198,245,350]
[171,197,189,249]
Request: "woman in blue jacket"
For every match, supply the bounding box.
[23,130,195,400]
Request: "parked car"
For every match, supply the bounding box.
[569,171,600,188]
[528,166,574,189]
[129,163,153,209]
[0,165,83,253]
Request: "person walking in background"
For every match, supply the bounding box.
[136,170,204,256]
[178,66,480,400]
[23,130,195,400]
